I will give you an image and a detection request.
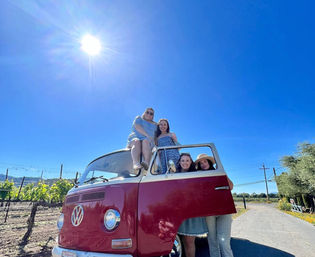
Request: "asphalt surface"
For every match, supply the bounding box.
[195,203,315,257]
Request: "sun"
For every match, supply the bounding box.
[80,34,101,56]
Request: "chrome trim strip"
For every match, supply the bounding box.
[215,186,230,190]
[141,169,228,183]
[68,176,142,194]
[52,246,133,257]
[155,143,214,151]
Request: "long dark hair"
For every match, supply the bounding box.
[155,118,170,140]
[196,159,215,170]
[177,153,196,172]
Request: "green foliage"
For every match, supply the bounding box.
[8,179,74,202]
[233,192,279,198]
[22,183,36,201]
[277,142,315,200]
[278,198,291,211]
[50,179,73,203]
[33,182,50,201]
[0,180,16,200]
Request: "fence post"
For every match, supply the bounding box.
[17,177,25,200]
[21,202,39,243]
[4,196,11,223]
[243,196,247,209]
[60,164,63,179]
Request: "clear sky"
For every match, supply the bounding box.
[0,0,314,193]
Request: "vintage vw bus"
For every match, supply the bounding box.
[52,143,236,257]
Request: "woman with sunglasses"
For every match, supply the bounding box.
[195,154,234,257]
[155,119,180,173]
[176,153,208,257]
[127,108,157,170]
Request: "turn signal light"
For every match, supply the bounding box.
[112,238,132,249]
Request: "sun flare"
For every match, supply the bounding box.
[80,34,101,56]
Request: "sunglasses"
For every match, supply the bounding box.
[146,111,154,116]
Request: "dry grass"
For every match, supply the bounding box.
[232,205,248,219]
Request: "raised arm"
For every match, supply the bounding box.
[171,132,178,143]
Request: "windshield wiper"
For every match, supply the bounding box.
[83,175,109,184]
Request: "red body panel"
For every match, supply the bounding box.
[137,174,236,257]
[59,183,139,255]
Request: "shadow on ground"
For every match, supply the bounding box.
[17,236,54,257]
[195,237,294,257]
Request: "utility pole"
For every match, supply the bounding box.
[5,168,8,180]
[260,164,270,201]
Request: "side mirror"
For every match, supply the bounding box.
[167,160,176,173]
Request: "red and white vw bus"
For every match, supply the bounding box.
[52,143,236,257]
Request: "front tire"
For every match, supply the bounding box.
[169,234,182,257]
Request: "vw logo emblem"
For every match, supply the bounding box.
[71,205,84,227]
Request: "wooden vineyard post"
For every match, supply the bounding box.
[21,202,39,243]
[4,196,11,223]
[17,177,25,200]
[60,164,63,179]
[21,202,63,244]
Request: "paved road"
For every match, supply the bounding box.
[196,203,315,257]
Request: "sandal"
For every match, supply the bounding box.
[133,163,142,170]
[141,161,149,170]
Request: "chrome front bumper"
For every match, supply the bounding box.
[52,246,133,257]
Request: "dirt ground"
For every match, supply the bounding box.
[0,202,245,257]
[0,201,60,257]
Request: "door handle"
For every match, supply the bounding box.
[215,186,230,190]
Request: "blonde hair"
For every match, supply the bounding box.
[141,107,155,121]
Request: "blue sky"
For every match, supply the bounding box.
[0,0,314,193]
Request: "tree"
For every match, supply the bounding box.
[280,142,315,196]
[278,142,315,209]
[251,192,258,198]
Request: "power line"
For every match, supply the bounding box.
[234,179,274,187]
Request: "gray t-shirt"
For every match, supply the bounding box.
[127,116,157,145]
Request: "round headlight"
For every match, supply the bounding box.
[57,213,64,230]
[104,209,120,230]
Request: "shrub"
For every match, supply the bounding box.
[50,179,73,203]
[0,180,15,200]
[278,198,291,211]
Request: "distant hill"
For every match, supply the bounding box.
[0,174,73,186]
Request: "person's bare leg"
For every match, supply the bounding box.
[142,139,151,166]
[182,236,195,257]
[130,140,141,168]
